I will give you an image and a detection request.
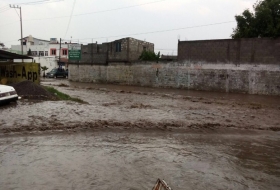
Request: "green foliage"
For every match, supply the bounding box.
[41,66,48,77]
[0,42,4,47]
[45,86,87,104]
[139,50,160,61]
[41,66,48,71]
[232,0,280,38]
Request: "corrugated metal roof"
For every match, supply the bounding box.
[0,50,33,60]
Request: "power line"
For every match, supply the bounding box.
[64,0,76,38]
[3,21,235,44]
[14,0,64,6]
[0,5,10,13]
[0,5,9,10]
[0,21,20,27]
[0,0,166,25]
[0,8,10,13]
[65,21,235,41]
[24,0,167,21]
[13,0,49,5]
[13,8,20,17]
[0,5,8,9]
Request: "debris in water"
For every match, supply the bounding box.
[152,179,172,190]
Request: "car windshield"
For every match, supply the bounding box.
[50,69,57,73]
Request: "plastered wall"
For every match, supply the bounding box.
[69,62,280,95]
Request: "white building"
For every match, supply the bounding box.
[10,35,78,76]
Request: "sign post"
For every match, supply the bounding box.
[69,44,81,61]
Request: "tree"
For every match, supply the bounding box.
[0,42,4,48]
[41,66,49,78]
[232,0,280,38]
[139,50,160,62]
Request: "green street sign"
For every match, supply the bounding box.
[69,44,81,60]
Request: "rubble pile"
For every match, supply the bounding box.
[11,81,55,100]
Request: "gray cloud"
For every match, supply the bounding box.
[0,0,256,55]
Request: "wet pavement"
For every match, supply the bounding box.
[0,131,279,190]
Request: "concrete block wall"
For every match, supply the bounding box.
[69,62,280,95]
[178,38,280,64]
[108,37,154,62]
[129,38,154,61]
[108,38,129,61]
[78,44,107,64]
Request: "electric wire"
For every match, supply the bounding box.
[13,8,20,17]
[21,0,64,6]
[0,0,166,25]
[16,0,50,5]
[14,0,64,6]
[0,5,9,10]
[64,0,76,38]
[3,20,235,44]
[24,0,167,21]
[0,8,10,13]
[64,21,235,41]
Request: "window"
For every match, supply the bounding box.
[50,49,56,55]
[39,51,44,56]
[62,49,68,55]
[45,51,48,56]
[31,51,37,56]
[116,42,121,52]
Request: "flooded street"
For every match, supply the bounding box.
[1,79,280,189]
[0,131,280,190]
[1,78,280,133]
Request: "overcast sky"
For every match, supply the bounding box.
[0,0,256,55]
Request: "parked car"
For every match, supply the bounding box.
[0,85,19,104]
[46,68,68,78]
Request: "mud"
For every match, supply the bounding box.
[10,80,55,100]
[0,78,279,133]
[1,79,280,190]
[0,131,280,190]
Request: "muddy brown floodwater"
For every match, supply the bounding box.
[0,131,280,190]
[0,78,280,189]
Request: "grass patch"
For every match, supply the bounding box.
[45,86,87,104]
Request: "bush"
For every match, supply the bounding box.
[139,50,160,62]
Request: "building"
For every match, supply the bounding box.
[10,35,79,75]
[74,37,154,64]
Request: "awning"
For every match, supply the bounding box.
[0,50,33,60]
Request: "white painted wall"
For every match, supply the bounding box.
[33,57,58,76]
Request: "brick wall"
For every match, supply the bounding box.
[69,62,280,95]
[178,38,280,64]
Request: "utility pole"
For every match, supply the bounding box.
[59,38,61,68]
[10,5,23,55]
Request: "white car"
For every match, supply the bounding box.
[0,85,19,104]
